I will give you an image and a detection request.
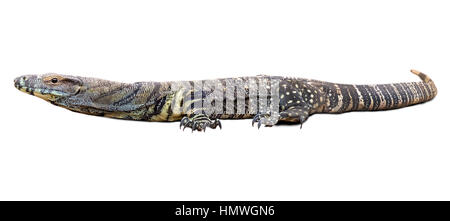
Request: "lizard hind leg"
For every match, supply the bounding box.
[278,106,311,129]
[252,106,310,129]
[252,113,281,129]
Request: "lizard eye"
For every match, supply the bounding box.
[51,78,58,83]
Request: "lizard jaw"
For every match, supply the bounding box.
[14,75,71,102]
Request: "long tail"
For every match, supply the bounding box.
[324,70,437,113]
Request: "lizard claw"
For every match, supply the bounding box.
[217,120,222,130]
[252,114,259,127]
[192,121,198,131]
[180,117,188,129]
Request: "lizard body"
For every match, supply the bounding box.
[14,70,437,131]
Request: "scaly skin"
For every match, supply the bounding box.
[14,70,437,131]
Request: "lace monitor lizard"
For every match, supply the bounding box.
[14,70,437,132]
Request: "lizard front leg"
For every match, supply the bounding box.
[180,114,221,132]
[178,88,223,132]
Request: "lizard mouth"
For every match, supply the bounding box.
[14,76,37,95]
[14,75,73,101]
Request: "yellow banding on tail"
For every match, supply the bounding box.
[410,69,438,99]
[411,69,432,83]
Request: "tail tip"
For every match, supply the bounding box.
[410,69,432,83]
[410,69,421,75]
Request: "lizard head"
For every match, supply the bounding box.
[14,73,142,116]
[14,73,83,102]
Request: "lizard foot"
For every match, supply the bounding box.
[180,114,222,132]
[251,113,279,129]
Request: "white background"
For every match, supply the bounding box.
[0,0,449,200]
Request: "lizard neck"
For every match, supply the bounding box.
[57,80,169,120]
